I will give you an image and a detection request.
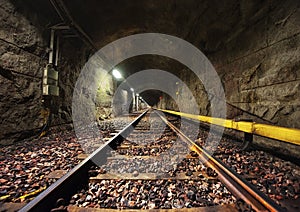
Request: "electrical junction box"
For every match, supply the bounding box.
[42,65,59,96]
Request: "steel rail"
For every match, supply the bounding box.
[155,110,284,212]
[20,110,149,212]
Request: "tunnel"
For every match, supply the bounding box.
[0,0,300,211]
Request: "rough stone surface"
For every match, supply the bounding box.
[156,0,300,157]
[0,0,112,144]
[51,41,91,126]
[0,0,47,144]
[211,0,300,129]
[160,0,300,129]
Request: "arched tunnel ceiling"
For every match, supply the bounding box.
[63,0,271,51]
[16,0,277,68]
[22,0,279,105]
[113,55,200,106]
[114,55,188,78]
[58,0,274,104]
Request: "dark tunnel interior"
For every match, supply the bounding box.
[0,0,300,210]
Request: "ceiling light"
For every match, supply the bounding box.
[112,69,122,79]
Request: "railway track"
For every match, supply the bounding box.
[17,109,289,211]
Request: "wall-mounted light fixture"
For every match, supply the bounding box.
[112,69,123,80]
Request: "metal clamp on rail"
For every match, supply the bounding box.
[155,108,300,147]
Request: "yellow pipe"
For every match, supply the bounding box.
[15,186,46,202]
[0,194,10,201]
[156,109,300,146]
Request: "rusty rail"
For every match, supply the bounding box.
[19,110,148,212]
[155,110,283,212]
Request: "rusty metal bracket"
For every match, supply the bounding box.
[241,132,253,151]
[237,119,253,151]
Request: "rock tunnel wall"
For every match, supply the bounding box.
[160,0,300,128]
[0,0,47,145]
[158,1,300,157]
[212,0,300,129]
[0,0,114,145]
